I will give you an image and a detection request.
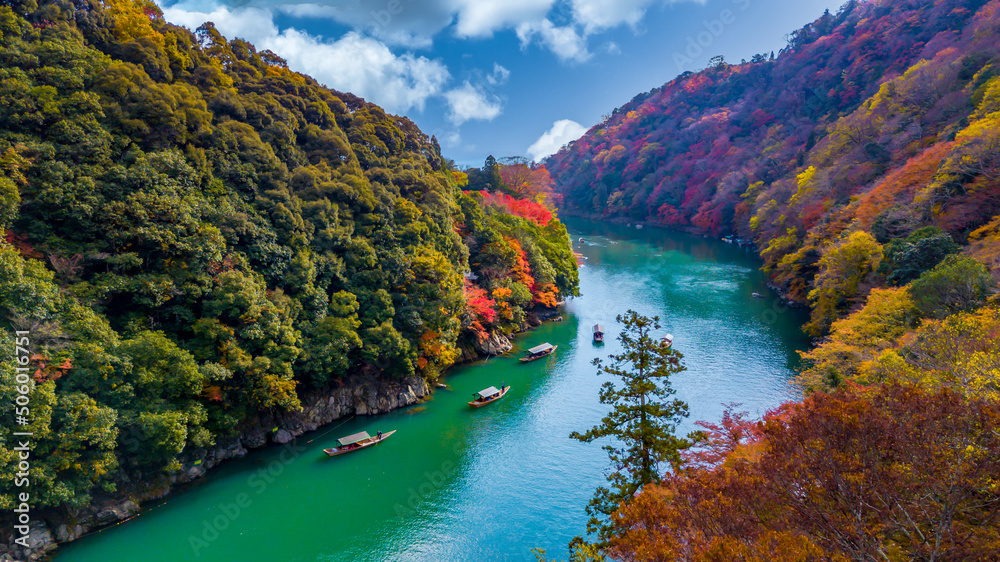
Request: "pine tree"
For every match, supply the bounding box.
[570,310,692,542]
[484,154,503,191]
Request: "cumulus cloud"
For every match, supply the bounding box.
[516,19,590,63]
[570,0,660,33]
[161,5,450,113]
[273,1,453,48]
[452,0,557,37]
[527,119,588,161]
[444,81,503,125]
[179,0,673,62]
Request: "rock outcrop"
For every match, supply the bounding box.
[3,375,429,562]
[474,332,513,356]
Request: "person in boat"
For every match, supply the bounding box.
[500,382,505,394]
[377,430,382,440]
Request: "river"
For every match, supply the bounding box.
[55,218,810,561]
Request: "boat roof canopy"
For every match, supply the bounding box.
[527,343,554,354]
[663,334,674,340]
[593,325,604,333]
[478,386,501,398]
[338,431,370,446]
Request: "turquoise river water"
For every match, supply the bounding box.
[55,218,810,561]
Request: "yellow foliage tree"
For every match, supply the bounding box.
[805,231,883,336]
[798,287,917,392]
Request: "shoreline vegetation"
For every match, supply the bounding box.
[3,0,1000,559]
[545,0,1000,559]
[0,0,576,558]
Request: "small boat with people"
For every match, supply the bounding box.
[661,334,674,348]
[520,343,557,362]
[751,292,764,299]
[469,384,510,408]
[593,324,605,343]
[324,429,396,457]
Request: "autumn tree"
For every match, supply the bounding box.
[570,310,691,543]
[498,157,555,202]
[805,231,883,336]
[606,384,1000,562]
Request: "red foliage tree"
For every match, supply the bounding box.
[608,384,1000,561]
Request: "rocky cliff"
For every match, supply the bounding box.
[1,375,429,562]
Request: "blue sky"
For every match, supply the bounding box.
[160,0,842,167]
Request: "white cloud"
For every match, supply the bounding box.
[161,5,450,114]
[488,62,511,85]
[164,0,684,63]
[570,0,660,33]
[527,119,588,161]
[452,0,557,38]
[444,81,503,125]
[442,131,463,147]
[274,2,451,49]
[516,19,591,63]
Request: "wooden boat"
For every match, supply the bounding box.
[520,343,557,362]
[661,334,674,348]
[468,385,510,408]
[323,429,396,457]
[593,324,605,343]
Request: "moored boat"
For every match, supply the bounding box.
[323,429,396,457]
[661,334,674,348]
[520,343,557,362]
[593,324,605,343]
[469,385,510,407]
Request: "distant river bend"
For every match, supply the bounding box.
[56,218,810,561]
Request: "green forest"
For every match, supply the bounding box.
[0,0,577,517]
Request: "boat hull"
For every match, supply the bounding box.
[324,429,397,456]
[519,345,558,362]
[468,386,510,407]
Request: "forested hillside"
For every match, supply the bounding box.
[550,1,1000,558]
[0,0,576,516]
[548,0,1000,334]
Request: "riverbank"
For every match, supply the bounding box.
[45,218,809,562]
[3,375,430,562]
[4,305,569,562]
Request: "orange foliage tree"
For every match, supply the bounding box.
[607,384,1000,561]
